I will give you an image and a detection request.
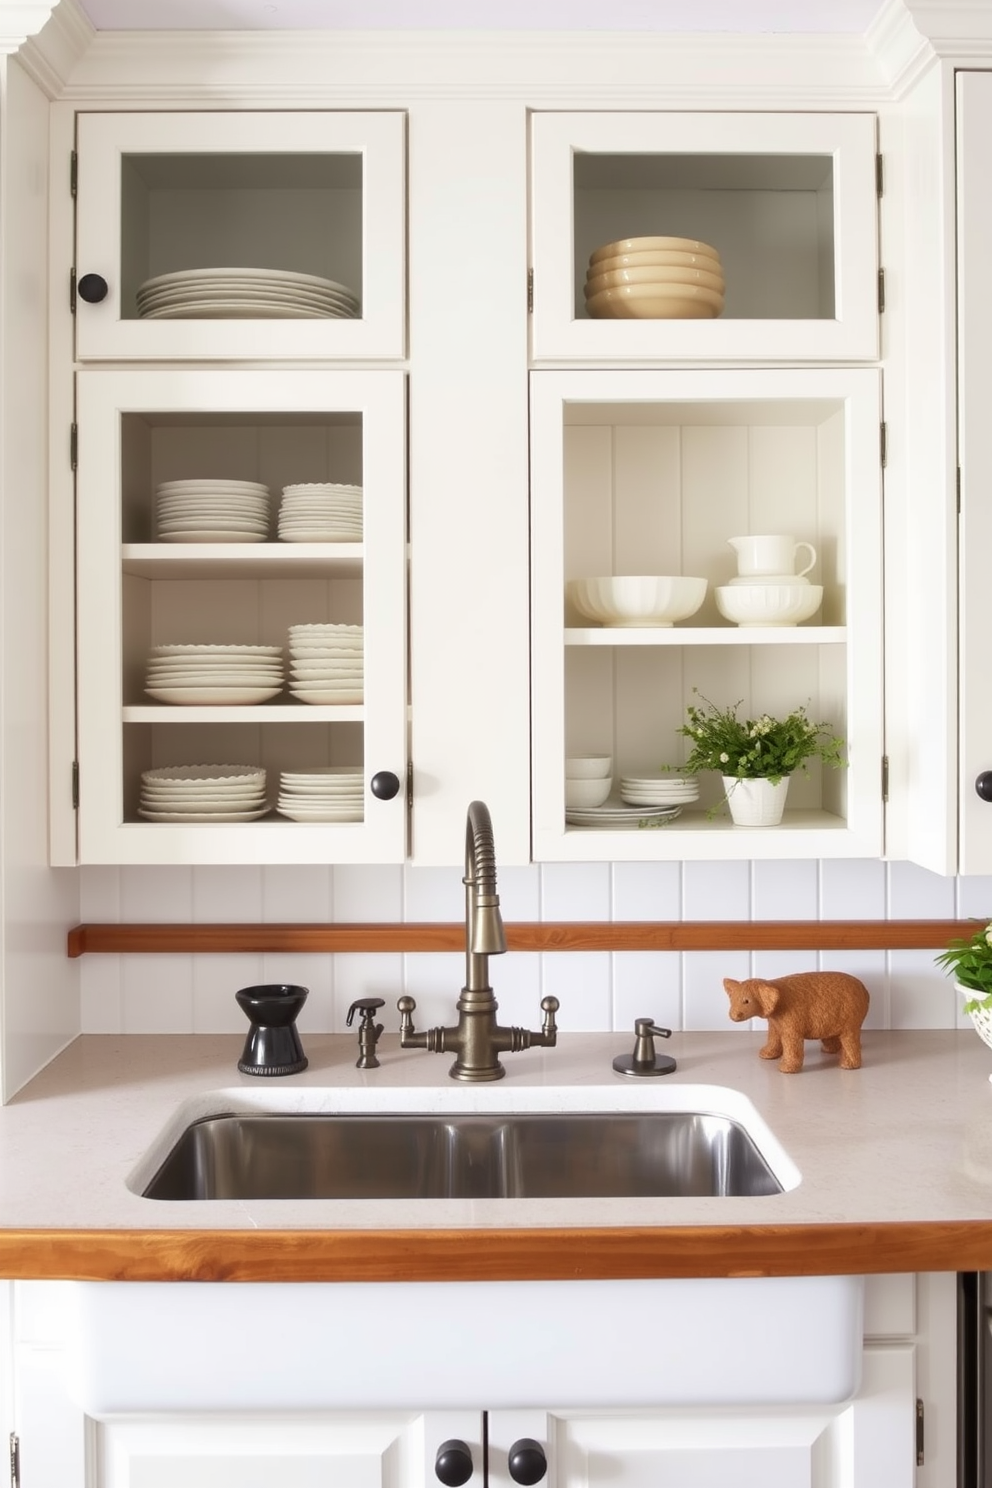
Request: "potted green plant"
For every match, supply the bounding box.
[674,691,846,825]
[935,922,992,1054]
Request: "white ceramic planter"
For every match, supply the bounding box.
[958,983,992,1081]
[722,774,790,826]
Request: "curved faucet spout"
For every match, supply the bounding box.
[465,800,507,978]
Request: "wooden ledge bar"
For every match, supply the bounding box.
[67,919,976,958]
[2,1220,991,1282]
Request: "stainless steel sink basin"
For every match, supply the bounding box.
[142,1110,783,1200]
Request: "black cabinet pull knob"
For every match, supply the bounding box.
[508,1439,547,1485]
[370,770,401,801]
[77,273,109,303]
[435,1439,473,1486]
[977,773,992,802]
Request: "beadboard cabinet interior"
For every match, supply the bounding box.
[530,368,884,861]
[74,368,407,865]
[73,110,406,360]
[530,110,879,363]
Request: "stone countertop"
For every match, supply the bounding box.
[3,1030,992,1279]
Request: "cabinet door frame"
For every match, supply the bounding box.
[75,367,407,866]
[530,110,879,364]
[74,110,406,362]
[530,366,885,862]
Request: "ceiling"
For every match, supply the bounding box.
[73,0,889,34]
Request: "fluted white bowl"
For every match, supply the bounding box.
[715,583,824,627]
[567,575,707,628]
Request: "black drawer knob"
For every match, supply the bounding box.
[435,1439,473,1486]
[508,1439,547,1485]
[370,770,401,801]
[77,273,109,303]
[977,772,992,802]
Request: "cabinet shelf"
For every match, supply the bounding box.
[565,626,846,646]
[123,704,365,722]
[121,544,364,580]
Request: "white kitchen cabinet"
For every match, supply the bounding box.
[74,368,407,865]
[956,71,992,874]
[73,110,406,361]
[530,366,884,861]
[530,111,879,364]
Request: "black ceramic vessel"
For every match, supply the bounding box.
[235,983,309,1076]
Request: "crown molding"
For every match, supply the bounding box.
[0,0,57,54]
[12,0,92,95]
[865,0,937,96]
[53,27,892,105]
[902,0,992,45]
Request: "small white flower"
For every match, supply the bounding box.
[719,752,729,763]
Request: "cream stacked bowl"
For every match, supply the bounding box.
[565,754,612,808]
[584,236,725,320]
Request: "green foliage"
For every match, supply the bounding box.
[673,691,847,784]
[935,921,992,1012]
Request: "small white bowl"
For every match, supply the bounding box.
[567,575,708,628]
[565,755,613,779]
[565,776,612,809]
[585,264,725,296]
[715,583,824,627]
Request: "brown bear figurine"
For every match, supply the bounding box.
[723,972,870,1073]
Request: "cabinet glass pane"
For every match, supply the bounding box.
[119,153,363,322]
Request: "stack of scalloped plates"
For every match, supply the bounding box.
[276,766,364,823]
[277,483,363,543]
[287,623,364,705]
[145,644,285,705]
[138,764,268,823]
[135,267,360,320]
[619,774,700,807]
[154,479,271,543]
[565,801,684,829]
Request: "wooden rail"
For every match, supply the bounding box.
[67,919,976,957]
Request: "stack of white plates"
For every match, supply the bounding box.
[145,644,285,705]
[287,624,364,705]
[155,479,271,543]
[619,774,700,808]
[136,267,360,320]
[138,764,268,823]
[278,483,363,543]
[276,766,365,823]
[565,802,685,829]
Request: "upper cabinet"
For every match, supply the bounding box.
[73,111,406,361]
[530,111,880,364]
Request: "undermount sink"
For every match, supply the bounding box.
[62,1085,861,1417]
[142,1110,784,1201]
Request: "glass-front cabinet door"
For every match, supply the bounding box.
[74,111,405,360]
[530,367,884,862]
[75,368,407,865]
[530,111,878,364]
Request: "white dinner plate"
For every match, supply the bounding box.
[145,686,283,705]
[137,806,271,823]
[141,301,357,320]
[289,689,364,705]
[151,644,283,655]
[275,805,364,822]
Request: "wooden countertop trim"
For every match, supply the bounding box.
[4,1222,992,1281]
[66,919,976,958]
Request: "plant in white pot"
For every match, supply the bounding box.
[935,922,992,1061]
[675,691,846,826]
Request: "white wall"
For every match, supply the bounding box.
[78,857,991,1039]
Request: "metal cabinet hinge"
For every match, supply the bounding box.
[527,268,534,313]
[70,149,77,198]
[877,267,885,313]
[72,760,79,810]
[69,266,76,314]
[880,421,887,467]
[916,1396,924,1465]
[881,755,889,803]
[70,423,78,471]
[876,152,884,196]
[9,1433,19,1488]
[406,760,414,808]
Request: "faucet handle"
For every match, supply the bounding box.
[540,996,559,1040]
[397,995,417,1035]
[346,996,385,1027]
[613,1017,676,1078]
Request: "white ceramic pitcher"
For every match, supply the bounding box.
[728,534,817,579]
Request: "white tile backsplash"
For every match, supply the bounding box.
[77,858,987,1037]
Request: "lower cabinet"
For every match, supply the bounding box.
[5,1277,956,1487]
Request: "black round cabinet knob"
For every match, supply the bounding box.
[77,273,109,303]
[370,770,401,801]
[435,1439,473,1486]
[977,773,992,802]
[508,1440,547,1485]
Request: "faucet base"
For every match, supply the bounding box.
[448,1059,506,1083]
